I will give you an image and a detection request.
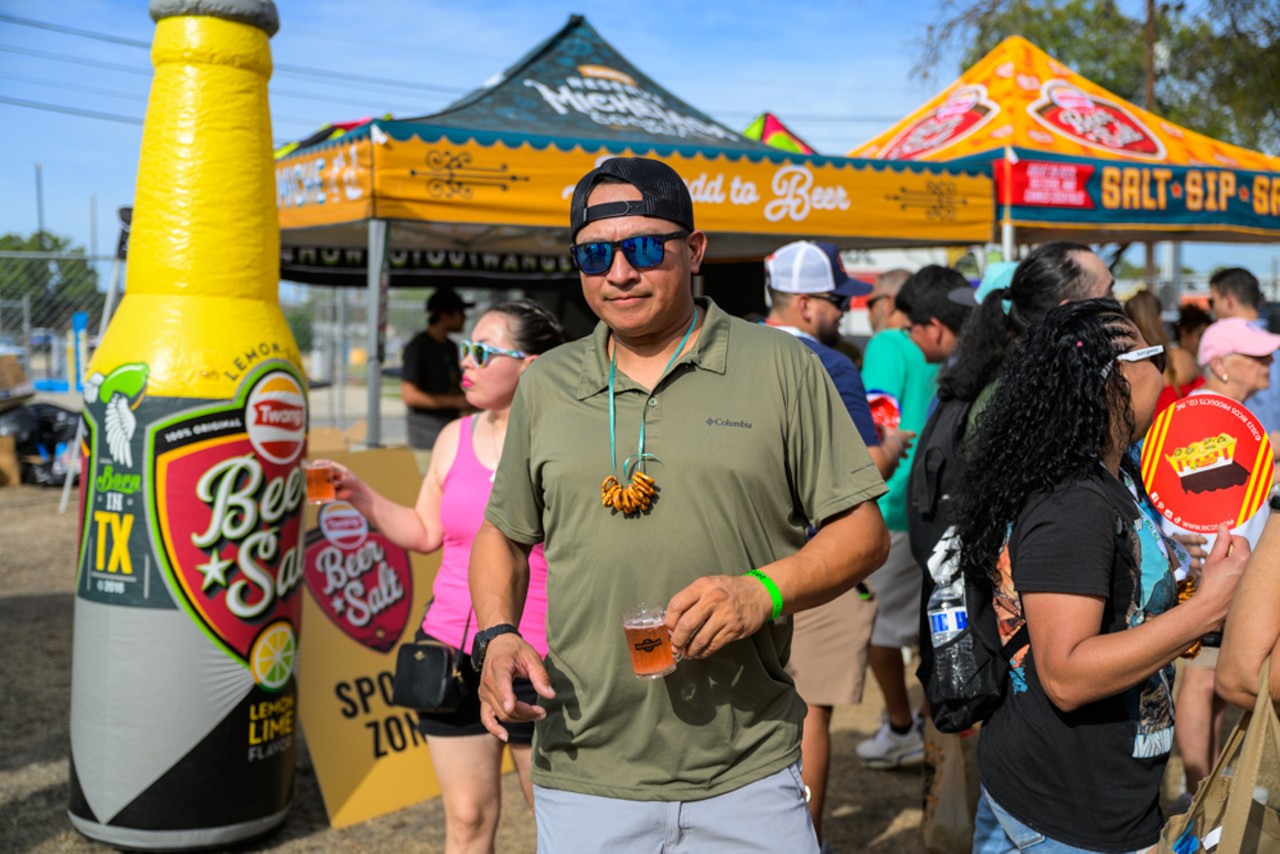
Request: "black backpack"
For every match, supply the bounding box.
[908,396,1017,733]
[907,396,973,571]
[915,464,1136,733]
[914,529,1028,734]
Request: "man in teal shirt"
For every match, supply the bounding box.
[856,277,939,768]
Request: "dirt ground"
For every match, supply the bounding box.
[0,482,1188,853]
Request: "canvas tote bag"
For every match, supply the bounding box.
[1159,655,1280,853]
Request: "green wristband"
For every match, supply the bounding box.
[745,569,784,621]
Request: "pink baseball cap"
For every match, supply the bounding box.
[1197,317,1280,366]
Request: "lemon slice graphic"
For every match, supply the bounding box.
[250,620,296,692]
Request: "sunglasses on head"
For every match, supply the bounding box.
[570,231,689,275]
[1115,344,1167,374]
[807,292,851,313]
[458,339,526,368]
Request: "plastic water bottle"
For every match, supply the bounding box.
[928,575,968,646]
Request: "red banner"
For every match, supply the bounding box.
[996,159,1096,209]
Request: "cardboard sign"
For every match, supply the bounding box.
[1140,392,1274,533]
[297,447,444,827]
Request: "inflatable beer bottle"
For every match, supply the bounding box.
[68,0,305,847]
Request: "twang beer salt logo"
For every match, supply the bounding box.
[1028,81,1165,160]
[319,501,369,551]
[246,372,308,465]
[149,361,307,687]
[876,85,1000,160]
[304,508,413,653]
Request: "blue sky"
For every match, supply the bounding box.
[0,0,1276,277]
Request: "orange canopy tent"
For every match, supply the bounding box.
[848,35,1280,254]
[276,16,994,283]
[274,16,995,445]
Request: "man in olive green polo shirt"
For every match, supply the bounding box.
[468,157,889,853]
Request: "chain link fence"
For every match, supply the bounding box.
[283,283,544,445]
[0,251,540,446]
[0,250,110,388]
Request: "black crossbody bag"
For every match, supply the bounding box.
[391,606,471,713]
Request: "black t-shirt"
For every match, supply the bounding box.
[402,331,461,448]
[979,468,1179,851]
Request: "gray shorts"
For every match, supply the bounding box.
[868,530,923,649]
[533,761,819,853]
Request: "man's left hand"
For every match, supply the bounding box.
[665,575,773,659]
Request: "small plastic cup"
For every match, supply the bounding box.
[621,603,677,679]
[305,460,337,505]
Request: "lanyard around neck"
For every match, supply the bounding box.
[608,308,699,477]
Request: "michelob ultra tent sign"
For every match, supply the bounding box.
[276,15,995,257]
[849,35,1280,243]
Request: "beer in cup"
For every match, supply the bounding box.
[305,460,337,504]
[621,603,677,679]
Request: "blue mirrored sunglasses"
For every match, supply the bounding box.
[570,231,689,275]
[458,339,526,367]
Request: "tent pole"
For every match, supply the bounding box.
[335,287,346,430]
[365,219,388,447]
[1001,147,1015,262]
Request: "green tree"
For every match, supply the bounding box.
[916,0,1280,154]
[1160,0,1280,154]
[284,304,314,352]
[0,231,104,332]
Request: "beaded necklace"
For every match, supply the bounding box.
[600,308,698,516]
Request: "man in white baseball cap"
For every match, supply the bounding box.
[763,240,908,848]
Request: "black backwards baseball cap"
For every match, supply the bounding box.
[426,288,473,315]
[569,158,695,239]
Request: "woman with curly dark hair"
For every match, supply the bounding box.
[956,299,1249,853]
[937,241,1112,406]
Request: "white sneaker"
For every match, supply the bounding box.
[855,719,925,769]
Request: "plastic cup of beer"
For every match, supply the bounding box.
[305,460,337,505]
[621,603,677,679]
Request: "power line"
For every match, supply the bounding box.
[0,94,142,125]
[0,13,468,95]
[0,70,147,102]
[0,91,331,140]
[715,110,904,123]
[0,44,441,116]
[0,14,901,125]
[0,11,148,47]
[0,42,150,75]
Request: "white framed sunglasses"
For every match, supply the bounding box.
[1115,344,1167,374]
[458,339,526,367]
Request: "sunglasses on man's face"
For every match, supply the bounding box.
[458,339,526,368]
[1115,344,1167,374]
[807,292,851,313]
[570,231,689,276]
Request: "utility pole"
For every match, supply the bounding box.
[34,161,46,250]
[1142,0,1158,289]
[1144,0,1157,109]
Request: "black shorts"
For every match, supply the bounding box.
[415,634,537,744]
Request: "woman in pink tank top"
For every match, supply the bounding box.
[323,300,565,853]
